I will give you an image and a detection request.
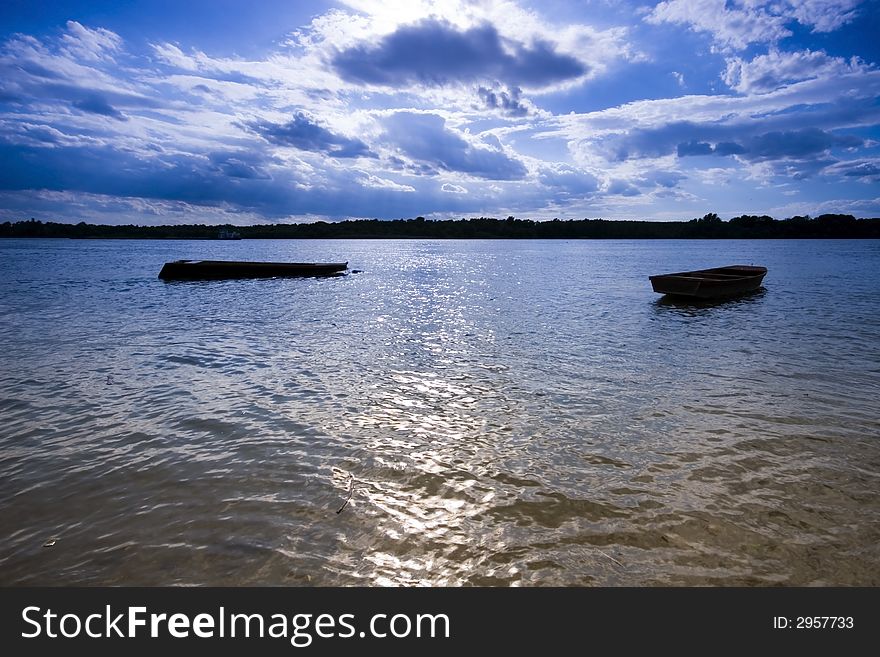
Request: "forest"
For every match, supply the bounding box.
[2,213,879,239]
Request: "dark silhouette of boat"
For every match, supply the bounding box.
[649,265,767,299]
[159,260,348,280]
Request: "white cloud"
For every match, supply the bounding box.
[784,0,862,33]
[647,1,865,51]
[548,67,880,147]
[150,42,205,70]
[60,21,122,62]
[823,158,880,182]
[767,195,880,218]
[723,50,872,94]
[357,172,416,191]
[647,0,790,50]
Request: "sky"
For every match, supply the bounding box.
[0,0,878,225]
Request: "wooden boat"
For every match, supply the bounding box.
[158,260,348,280]
[649,264,767,299]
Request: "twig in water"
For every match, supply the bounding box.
[336,475,354,514]
[596,549,624,568]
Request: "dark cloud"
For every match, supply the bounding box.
[603,119,864,164]
[598,121,700,161]
[15,124,66,145]
[41,82,163,111]
[714,141,747,156]
[387,154,437,176]
[332,19,586,89]
[247,112,374,158]
[637,170,685,188]
[0,139,481,219]
[747,128,861,160]
[607,179,640,196]
[829,159,880,181]
[676,139,749,157]
[72,93,126,120]
[477,85,530,117]
[15,60,63,80]
[764,157,839,180]
[676,140,713,156]
[382,112,527,180]
[208,151,273,179]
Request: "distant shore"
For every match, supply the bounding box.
[3,213,879,239]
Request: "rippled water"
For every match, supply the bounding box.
[1,238,878,586]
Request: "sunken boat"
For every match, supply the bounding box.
[159,260,348,280]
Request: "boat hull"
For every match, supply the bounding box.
[649,265,767,299]
[159,260,348,280]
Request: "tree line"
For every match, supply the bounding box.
[2,213,879,239]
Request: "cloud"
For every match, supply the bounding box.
[331,19,587,90]
[477,85,531,117]
[724,49,871,94]
[72,94,127,120]
[0,139,469,219]
[677,140,713,156]
[746,128,862,161]
[637,170,686,188]
[757,156,840,180]
[60,21,122,62]
[208,151,273,179]
[6,123,70,146]
[674,130,859,161]
[556,69,880,169]
[788,0,862,33]
[150,42,268,88]
[150,42,206,70]
[0,3,876,223]
[713,141,747,156]
[646,0,790,50]
[357,172,416,191]
[247,112,375,158]
[606,179,641,196]
[646,1,864,51]
[820,159,880,182]
[632,124,861,162]
[0,26,165,122]
[537,164,600,197]
[596,121,705,161]
[382,112,527,180]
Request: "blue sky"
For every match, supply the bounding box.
[0,0,878,224]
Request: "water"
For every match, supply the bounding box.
[1,238,878,586]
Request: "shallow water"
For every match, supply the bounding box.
[1,238,878,585]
